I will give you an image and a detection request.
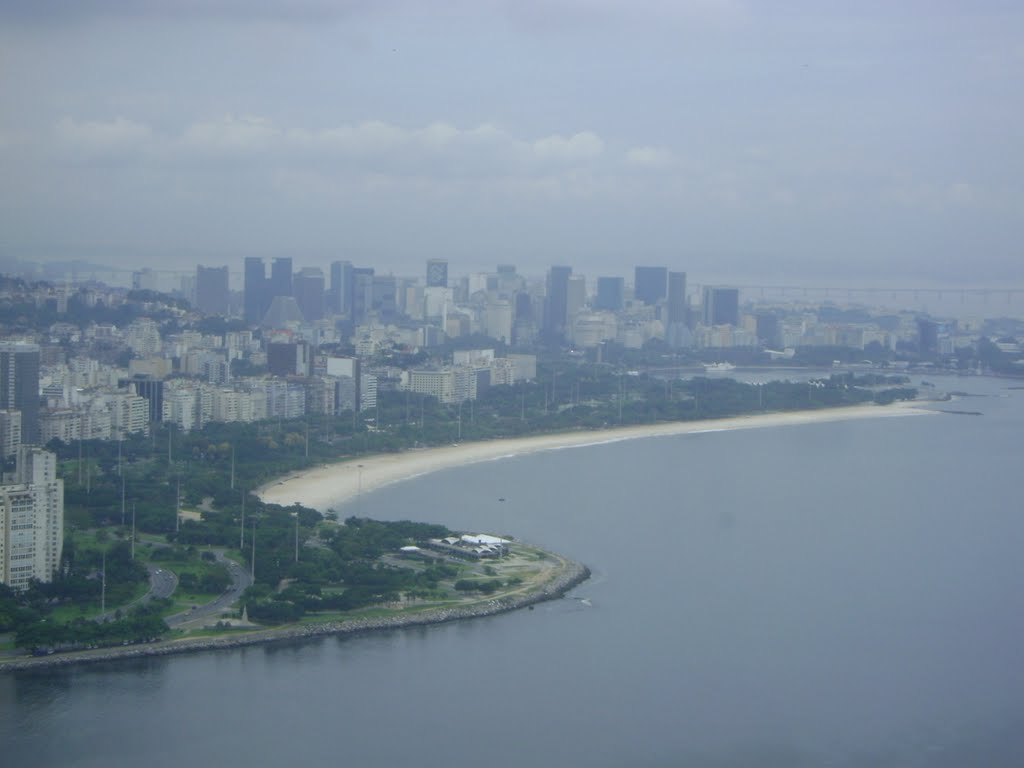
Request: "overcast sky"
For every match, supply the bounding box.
[1,1,1021,285]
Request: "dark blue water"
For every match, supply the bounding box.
[3,377,1023,767]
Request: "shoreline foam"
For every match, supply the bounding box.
[259,402,931,512]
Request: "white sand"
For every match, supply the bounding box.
[258,402,932,512]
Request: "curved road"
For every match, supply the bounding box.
[147,564,179,601]
[93,549,250,628]
[166,550,252,628]
[93,563,178,623]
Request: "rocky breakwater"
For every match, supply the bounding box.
[0,557,591,672]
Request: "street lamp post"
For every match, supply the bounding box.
[251,517,257,581]
[239,489,246,551]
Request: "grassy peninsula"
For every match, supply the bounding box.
[0,368,916,664]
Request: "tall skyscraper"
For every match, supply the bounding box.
[514,291,533,321]
[269,257,293,301]
[351,267,375,324]
[244,257,268,324]
[567,275,587,321]
[195,265,230,316]
[0,446,63,589]
[666,271,687,325]
[634,266,668,306]
[426,259,449,288]
[917,319,939,355]
[543,266,572,342]
[0,342,40,444]
[702,286,740,327]
[595,277,625,311]
[293,267,325,322]
[371,276,398,318]
[329,260,354,315]
[666,271,689,348]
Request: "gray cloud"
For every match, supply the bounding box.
[0,2,1021,284]
[0,0,388,24]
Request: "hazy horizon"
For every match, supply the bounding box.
[1,2,1021,284]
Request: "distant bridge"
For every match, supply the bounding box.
[694,284,1024,305]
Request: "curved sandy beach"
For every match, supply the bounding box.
[259,402,932,512]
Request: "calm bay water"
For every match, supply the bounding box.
[3,377,1024,767]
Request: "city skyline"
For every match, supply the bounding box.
[1,3,1021,285]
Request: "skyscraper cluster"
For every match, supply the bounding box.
[540,264,735,350]
[222,254,744,351]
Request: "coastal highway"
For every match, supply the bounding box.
[148,564,178,601]
[94,563,178,623]
[166,550,252,628]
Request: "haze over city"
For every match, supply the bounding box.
[6,5,1024,767]
[1,1,1021,285]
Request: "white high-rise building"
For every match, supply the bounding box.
[360,374,378,411]
[0,447,64,590]
[108,392,150,438]
[0,410,22,458]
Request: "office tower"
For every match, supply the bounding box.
[329,260,353,315]
[756,313,781,347]
[244,257,268,324]
[514,291,533,321]
[269,257,293,301]
[351,268,375,324]
[665,272,689,348]
[701,286,740,327]
[0,446,63,589]
[267,342,311,377]
[567,275,587,321]
[426,259,449,288]
[122,375,165,423]
[595,277,625,311]
[666,272,687,325]
[917,319,939,355]
[294,267,325,322]
[543,266,572,341]
[326,356,362,412]
[484,299,513,343]
[371,275,398,317]
[195,265,230,316]
[634,266,668,306]
[0,342,40,444]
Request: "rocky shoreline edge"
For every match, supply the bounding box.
[0,558,591,673]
